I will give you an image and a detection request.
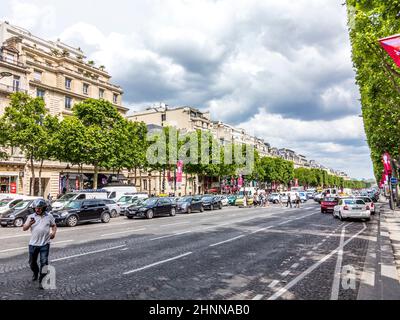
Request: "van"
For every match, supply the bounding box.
[103,186,138,200]
[51,190,108,210]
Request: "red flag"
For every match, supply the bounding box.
[382,152,392,175]
[176,160,183,185]
[379,34,400,68]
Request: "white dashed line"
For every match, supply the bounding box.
[51,245,126,262]
[252,294,264,300]
[268,280,280,289]
[281,270,290,277]
[209,235,246,247]
[300,257,306,262]
[291,263,300,269]
[100,228,146,237]
[123,252,193,275]
[330,227,346,300]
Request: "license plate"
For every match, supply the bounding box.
[352,207,362,210]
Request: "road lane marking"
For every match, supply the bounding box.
[123,252,193,275]
[291,263,299,269]
[300,257,306,262]
[0,240,74,253]
[252,294,264,300]
[160,222,190,227]
[266,224,367,300]
[51,245,126,262]
[209,235,246,247]
[330,227,346,300]
[307,251,313,255]
[100,228,146,237]
[250,226,274,234]
[268,280,280,289]
[281,270,290,277]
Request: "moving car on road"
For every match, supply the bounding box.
[0,197,44,227]
[321,196,339,213]
[51,199,111,227]
[176,196,204,214]
[298,192,308,203]
[201,195,223,210]
[357,197,376,215]
[126,197,176,219]
[333,198,371,222]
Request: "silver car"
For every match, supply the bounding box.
[103,199,121,218]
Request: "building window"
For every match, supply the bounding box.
[65,78,72,90]
[34,70,42,81]
[161,114,166,122]
[143,179,148,190]
[12,76,20,92]
[65,96,72,109]
[83,83,89,95]
[99,89,104,99]
[37,89,45,99]
[113,93,118,104]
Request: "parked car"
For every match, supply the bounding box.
[321,196,339,213]
[217,195,229,206]
[52,190,108,211]
[102,199,121,218]
[51,199,111,227]
[333,198,371,222]
[228,195,237,206]
[102,186,139,200]
[126,197,176,219]
[235,195,254,207]
[117,194,148,215]
[176,196,204,214]
[0,198,44,227]
[201,195,223,210]
[0,197,25,214]
[268,193,281,204]
[357,197,376,214]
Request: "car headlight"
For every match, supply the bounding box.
[9,214,15,219]
[60,212,69,217]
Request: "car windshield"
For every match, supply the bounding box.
[13,200,31,210]
[360,198,371,203]
[59,193,77,201]
[0,199,13,207]
[64,201,82,209]
[132,198,146,206]
[178,197,191,203]
[344,199,365,205]
[142,198,158,206]
[324,198,337,202]
[203,196,213,201]
[118,196,135,203]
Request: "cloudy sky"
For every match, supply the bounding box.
[1,0,374,179]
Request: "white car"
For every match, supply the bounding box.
[333,198,371,221]
[102,199,121,218]
[0,196,35,214]
[219,196,229,206]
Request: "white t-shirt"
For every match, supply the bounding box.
[25,213,56,246]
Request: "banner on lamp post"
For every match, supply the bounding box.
[176,160,183,188]
[379,34,400,68]
[383,152,392,175]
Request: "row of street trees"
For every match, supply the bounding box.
[0,93,368,196]
[346,1,400,181]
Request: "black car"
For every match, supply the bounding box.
[176,196,204,214]
[126,197,176,219]
[201,195,222,211]
[0,198,43,228]
[51,199,111,227]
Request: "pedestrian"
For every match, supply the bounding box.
[243,194,247,207]
[22,199,57,289]
[287,193,292,208]
[279,193,283,207]
[296,193,301,208]
[253,193,258,207]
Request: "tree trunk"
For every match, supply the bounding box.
[139,168,142,192]
[185,173,188,196]
[79,164,84,190]
[134,166,137,187]
[93,165,99,189]
[30,155,35,196]
[38,159,44,197]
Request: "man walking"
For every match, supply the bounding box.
[296,193,301,209]
[23,199,57,289]
[287,193,292,208]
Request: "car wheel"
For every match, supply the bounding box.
[1,224,7,228]
[111,210,118,218]
[170,208,176,217]
[146,209,154,219]
[127,216,134,220]
[187,207,192,214]
[13,218,24,228]
[321,209,325,214]
[200,206,204,212]
[101,212,111,223]
[339,212,344,221]
[66,215,78,227]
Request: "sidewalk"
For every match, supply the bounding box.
[358,203,400,300]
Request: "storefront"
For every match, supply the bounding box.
[0,173,18,194]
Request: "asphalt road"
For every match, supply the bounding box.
[0,202,375,300]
